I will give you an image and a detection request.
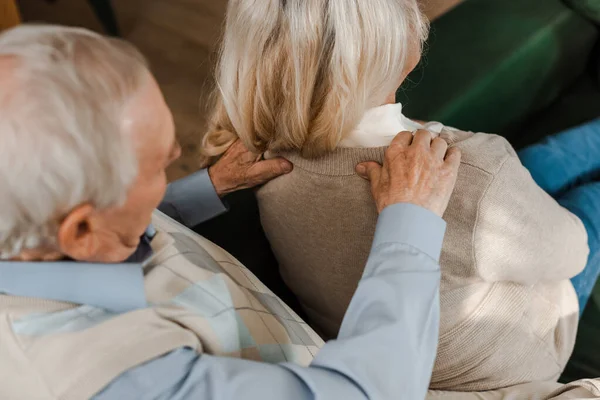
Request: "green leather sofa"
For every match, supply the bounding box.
[399,0,600,149]
[565,0,600,24]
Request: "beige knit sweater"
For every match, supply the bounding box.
[257,128,590,391]
[428,378,600,399]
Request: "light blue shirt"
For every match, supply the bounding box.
[160,168,229,227]
[0,169,445,400]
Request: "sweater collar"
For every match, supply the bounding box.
[273,103,447,176]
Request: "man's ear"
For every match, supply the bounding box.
[57,204,99,261]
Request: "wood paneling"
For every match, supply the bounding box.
[1,0,20,30]
[421,0,465,21]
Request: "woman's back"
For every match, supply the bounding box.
[203,0,589,390]
[258,148,381,336]
[257,130,588,391]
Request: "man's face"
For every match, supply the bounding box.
[61,75,181,263]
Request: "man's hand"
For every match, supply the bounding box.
[208,140,293,196]
[356,130,461,217]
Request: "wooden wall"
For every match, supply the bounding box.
[0,0,20,31]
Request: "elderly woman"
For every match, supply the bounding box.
[202,0,593,391]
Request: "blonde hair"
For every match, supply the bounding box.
[203,0,429,159]
[0,25,149,259]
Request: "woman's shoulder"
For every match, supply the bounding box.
[266,128,520,178]
[442,129,518,176]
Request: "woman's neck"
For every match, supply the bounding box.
[383,91,396,105]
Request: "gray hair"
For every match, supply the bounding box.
[203,0,429,158]
[0,25,149,259]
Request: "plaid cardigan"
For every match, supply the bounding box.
[0,211,324,400]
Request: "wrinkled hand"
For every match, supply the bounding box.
[356,130,461,217]
[208,140,293,196]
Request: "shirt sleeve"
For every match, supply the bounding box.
[158,169,229,227]
[95,203,444,400]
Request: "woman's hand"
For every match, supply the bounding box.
[356,130,461,217]
[208,140,293,196]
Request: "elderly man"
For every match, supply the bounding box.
[0,24,459,400]
[1,25,599,400]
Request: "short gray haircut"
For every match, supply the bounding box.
[0,24,150,259]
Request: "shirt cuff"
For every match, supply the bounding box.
[161,169,228,227]
[372,203,447,262]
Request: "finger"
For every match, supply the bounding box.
[356,161,381,182]
[248,158,293,185]
[444,146,462,171]
[240,143,261,163]
[390,131,414,148]
[226,139,257,164]
[226,139,244,155]
[431,136,449,160]
[412,129,434,148]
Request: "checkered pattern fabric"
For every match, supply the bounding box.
[0,211,324,400]
[149,211,324,364]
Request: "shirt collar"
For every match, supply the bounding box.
[338,103,444,148]
[0,225,157,313]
